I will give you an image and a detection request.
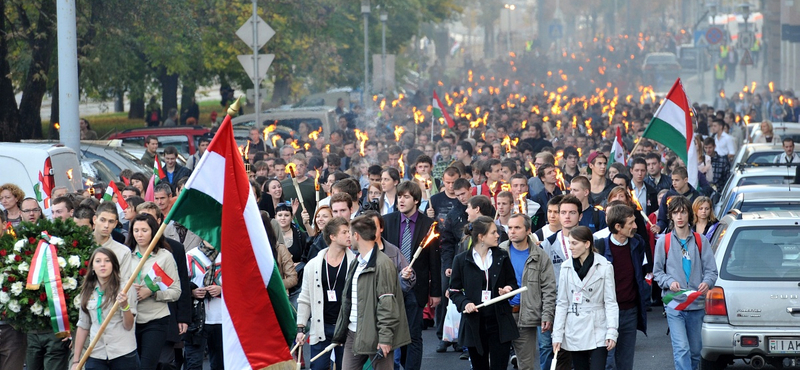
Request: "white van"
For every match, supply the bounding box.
[0,143,84,209]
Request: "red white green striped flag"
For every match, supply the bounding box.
[608,126,627,166]
[26,237,71,337]
[153,154,166,185]
[143,262,174,292]
[432,91,455,128]
[165,102,296,370]
[642,78,698,187]
[662,289,704,311]
[102,182,128,211]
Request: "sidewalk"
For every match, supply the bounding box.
[681,60,765,106]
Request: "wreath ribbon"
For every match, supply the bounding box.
[25,233,71,338]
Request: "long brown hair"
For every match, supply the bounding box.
[79,247,121,315]
[126,213,170,253]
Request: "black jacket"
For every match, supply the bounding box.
[440,202,468,272]
[165,237,191,344]
[161,165,192,193]
[449,247,520,354]
[382,211,441,307]
[656,185,702,231]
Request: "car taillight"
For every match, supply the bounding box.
[705,287,729,323]
[741,336,759,347]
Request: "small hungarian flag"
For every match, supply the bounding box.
[662,289,704,311]
[608,126,627,166]
[144,262,174,292]
[102,182,128,211]
[153,154,166,185]
[432,91,455,128]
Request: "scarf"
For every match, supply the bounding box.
[198,242,220,287]
[573,252,595,280]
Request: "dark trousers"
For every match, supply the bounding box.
[136,317,169,370]
[85,350,140,370]
[184,324,224,370]
[25,331,70,370]
[606,308,638,370]
[467,313,511,370]
[0,324,26,370]
[397,291,423,370]
[435,270,448,341]
[570,347,608,370]
[310,323,342,370]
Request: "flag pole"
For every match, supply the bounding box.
[76,221,170,370]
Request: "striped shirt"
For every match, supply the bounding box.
[348,248,373,332]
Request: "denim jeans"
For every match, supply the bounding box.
[310,323,343,370]
[395,291,422,370]
[605,308,638,370]
[537,327,553,370]
[184,324,223,370]
[665,307,704,370]
[85,350,139,370]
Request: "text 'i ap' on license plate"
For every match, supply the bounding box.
[769,338,800,353]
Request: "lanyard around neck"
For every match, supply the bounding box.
[325,252,344,292]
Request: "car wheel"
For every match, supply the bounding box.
[700,357,728,370]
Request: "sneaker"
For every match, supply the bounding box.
[436,341,449,353]
[510,355,518,368]
[460,351,469,360]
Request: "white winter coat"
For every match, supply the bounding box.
[296,247,356,345]
[551,253,619,351]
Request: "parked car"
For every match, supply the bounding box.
[22,139,151,176]
[0,143,83,209]
[121,146,187,168]
[715,184,800,218]
[231,106,338,144]
[108,126,211,156]
[717,164,798,206]
[642,52,681,92]
[728,190,800,214]
[702,210,800,370]
[733,143,784,165]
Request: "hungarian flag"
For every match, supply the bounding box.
[153,154,166,185]
[662,289,704,311]
[165,101,296,370]
[608,126,627,166]
[102,182,129,212]
[642,78,698,187]
[144,262,174,292]
[432,91,455,128]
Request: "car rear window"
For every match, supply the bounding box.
[745,152,781,164]
[721,227,800,281]
[264,118,323,133]
[740,202,800,213]
[646,55,677,64]
[736,175,795,187]
[121,135,190,156]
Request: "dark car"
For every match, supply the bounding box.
[108,126,211,156]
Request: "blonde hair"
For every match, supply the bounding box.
[761,120,774,135]
[692,196,717,224]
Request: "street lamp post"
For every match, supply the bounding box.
[504,4,515,54]
[739,3,751,88]
[362,0,370,102]
[381,9,387,94]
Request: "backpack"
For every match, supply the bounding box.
[150,111,159,122]
[664,232,702,257]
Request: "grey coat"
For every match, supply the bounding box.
[653,232,718,311]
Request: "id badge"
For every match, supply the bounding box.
[481,290,491,303]
[327,290,337,302]
[572,291,583,304]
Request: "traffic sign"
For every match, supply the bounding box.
[706,27,724,45]
[740,50,754,66]
[549,24,563,39]
[236,15,275,51]
[738,31,754,49]
[237,54,275,83]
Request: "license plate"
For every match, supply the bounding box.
[769,338,800,354]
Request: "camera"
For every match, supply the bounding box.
[360,198,381,212]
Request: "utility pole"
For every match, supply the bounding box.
[252,0,259,130]
[362,0,371,101]
[381,9,387,94]
[504,4,515,54]
[57,0,79,154]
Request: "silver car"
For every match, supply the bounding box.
[702,211,800,370]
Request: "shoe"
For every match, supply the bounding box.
[510,355,518,368]
[452,343,462,352]
[436,341,449,353]
[460,351,469,360]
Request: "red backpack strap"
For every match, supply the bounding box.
[693,232,702,255]
[665,232,671,257]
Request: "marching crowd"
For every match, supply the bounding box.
[4,62,800,370]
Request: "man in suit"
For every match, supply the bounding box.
[382,181,441,370]
[630,157,659,215]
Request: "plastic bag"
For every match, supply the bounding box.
[442,300,461,342]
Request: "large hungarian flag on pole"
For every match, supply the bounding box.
[642,78,698,187]
[165,98,296,370]
[432,90,455,128]
[608,126,627,166]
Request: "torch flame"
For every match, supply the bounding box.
[518,192,528,214]
[244,140,250,160]
[501,183,511,192]
[630,190,643,211]
[271,135,280,147]
[769,82,774,93]
[285,163,297,178]
[308,127,322,141]
[315,169,321,191]
[5,223,15,238]
[355,129,369,156]
[394,126,405,142]
[398,154,405,178]
[501,136,512,153]
[420,222,440,249]
[66,169,73,180]
[54,123,60,130]
[555,169,566,191]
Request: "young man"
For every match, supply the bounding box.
[653,196,718,370]
[587,152,614,205]
[534,195,563,242]
[333,216,411,370]
[413,155,441,210]
[273,158,288,181]
[296,217,356,370]
[432,142,453,177]
[50,196,74,221]
[282,154,318,221]
[501,214,557,370]
[341,142,357,170]
[495,191,515,233]
[510,173,540,220]
[186,136,210,171]
[569,176,607,233]
[141,135,159,169]
[702,138,731,191]
[710,119,736,160]
[644,153,671,192]
[246,127,269,154]
[121,186,141,200]
[364,211,415,292]
[472,158,503,200]
[501,159,518,183]
[527,152,555,197]
[331,192,356,220]
[427,167,461,226]
[162,146,192,190]
[774,138,800,164]
[561,147,580,184]
[73,206,95,228]
[93,203,132,280]
[630,157,659,215]
[454,141,474,167]
[531,164,564,231]
[598,205,650,370]
[654,167,702,234]
[381,181,440,370]
[537,195,582,370]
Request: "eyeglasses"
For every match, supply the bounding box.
[22,208,42,214]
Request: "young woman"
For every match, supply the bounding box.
[127,214,181,370]
[261,211,298,291]
[692,196,719,240]
[72,248,138,370]
[0,183,24,226]
[302,205,333,262]
[129,173,150,195]
[552,226,618,370]
[379,168,401,215]
[367,183,382,202]
[259,178,285,218]
[275,203,307,305]
[449,216,519,370]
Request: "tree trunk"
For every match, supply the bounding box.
[114,90,124,112]
[272,74,291,104]
[18,0,57,140]
[128,78,145,119]
[48,83,59,140]
[158,68,179,116]
[0,0,20,142]
[180,81,197,123]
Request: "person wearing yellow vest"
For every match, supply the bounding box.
[751,38,761,65]
[719,45,729,59]
[714,61,727,93]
